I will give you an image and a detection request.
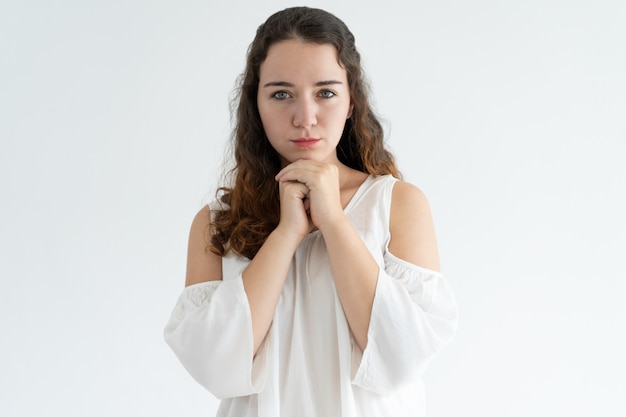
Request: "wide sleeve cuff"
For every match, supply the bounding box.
[351,252,458,394]
[163,278,270,399]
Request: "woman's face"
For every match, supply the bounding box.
[257,39,353,166]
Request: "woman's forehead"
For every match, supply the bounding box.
[259,40,346,83]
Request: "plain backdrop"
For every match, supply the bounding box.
[1,0,625,416]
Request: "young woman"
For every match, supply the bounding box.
[165,7,458,417]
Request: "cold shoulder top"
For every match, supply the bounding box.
[164,174,458,417]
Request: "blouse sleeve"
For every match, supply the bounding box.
[351,251,458,394]
[163,277,271,399]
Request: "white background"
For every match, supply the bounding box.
[1,0,625,416]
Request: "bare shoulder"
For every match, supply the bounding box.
[185,206,223,287]
[388,180,441,271]
[390,180,430,213]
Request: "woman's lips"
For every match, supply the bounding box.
[291,138,320,148]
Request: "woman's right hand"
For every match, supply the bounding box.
[276,179,313,239]
[240,179,312,355]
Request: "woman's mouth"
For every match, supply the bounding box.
[291,138,321,148]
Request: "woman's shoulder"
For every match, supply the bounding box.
[388,179,440,271]
[186,206,224,286]
[191,205,212,232]
[390,179,429,207]
[366,175,426,204]
[351,174,428,224]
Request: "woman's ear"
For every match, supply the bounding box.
[347,100,354,119]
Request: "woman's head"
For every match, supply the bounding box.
[234,6,398,176]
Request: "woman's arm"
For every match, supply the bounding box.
[185,180,312,354]
[321,180,452,396]
[321,181,440,352]
[241,227,303,354]
[272,161,439,352]
[317,213,379,352]
[165,191,310,398]
[387,181,440,272]
[185,206,223,287]
[241,179,313,354]
[272,163,379,352]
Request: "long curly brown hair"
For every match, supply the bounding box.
[209,6,400,259]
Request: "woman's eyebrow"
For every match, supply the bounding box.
[316,80,343,86]
[262,80,343,88]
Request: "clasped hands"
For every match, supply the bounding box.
[274,159,345,239]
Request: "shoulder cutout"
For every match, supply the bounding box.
[388,181,441,272]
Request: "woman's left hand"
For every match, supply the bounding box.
[275,160,345,231]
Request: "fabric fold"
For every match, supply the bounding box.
[164,278,270,399]
[351,253,458,394]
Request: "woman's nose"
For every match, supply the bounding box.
[292,97,317,128]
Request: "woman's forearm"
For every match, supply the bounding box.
[242,228,303,354]
[319,215,379,352]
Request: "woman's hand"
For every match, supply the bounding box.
[275,160,344,232]
[276,178,313,239]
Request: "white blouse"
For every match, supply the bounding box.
[164,175,458,417]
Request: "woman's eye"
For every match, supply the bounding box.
[319,90,335,99]
[272,91,290,100]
